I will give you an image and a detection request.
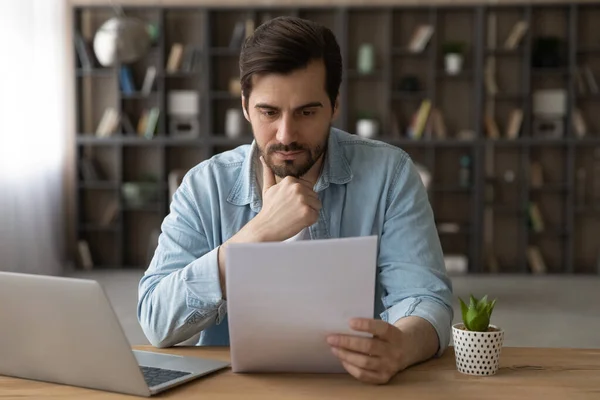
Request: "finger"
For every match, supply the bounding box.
[297,177,316,190]
[340,361,389,385]
[283,176,315,192]
[286,181,319,201]
[350,318,396,342]
[327,335,387,357]
[260,156,276,193]
[303,195,322,212]
[330,346,380,372]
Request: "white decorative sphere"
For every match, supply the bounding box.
[93,17,151,67]
[356,119,379,138]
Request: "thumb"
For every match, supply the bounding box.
[260,156,276,193]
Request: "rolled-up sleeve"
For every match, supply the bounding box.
[382,297,452,357]
[378,153,454,357]
[137,174,226,348]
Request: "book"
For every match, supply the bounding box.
[119,66,136,95]
[96,108,119,137]
[528,202,545,233]
[505,109,523,139]
[121,113,136,135]
[144,107,160,139]
[100,199,119,226]
[484,114,500,139]
[504,21,528,50]
[408,25,434,53]
[74,31,94,69]
[572,108,587,138]
[180,46,195,73]
[140,66,156,95]
[180,46,202,73]
[527,246,547,274]
[166,43,184,72]
[484,60,499,95]
[77,240,94,270]
[408,99,432,139]
[79,156,100,181]
[137,110,149,136]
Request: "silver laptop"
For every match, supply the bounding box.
[0,271,229,397]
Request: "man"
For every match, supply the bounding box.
[138,16,453,385]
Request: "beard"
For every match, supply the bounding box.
[258,128,329,179]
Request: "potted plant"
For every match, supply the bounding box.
[452,294,504,376]
[355,111,379,138]
[442,41,466,75]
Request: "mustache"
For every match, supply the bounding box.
[267,143,306,154]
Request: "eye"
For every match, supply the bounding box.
[261,110,278,117]
[301,109,316,116]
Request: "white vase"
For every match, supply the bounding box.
[225,108,244,138]
[452,323,504,376]
[356,119,379,138]
[445,54,463,75]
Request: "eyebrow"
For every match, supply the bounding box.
[254,102,323,111]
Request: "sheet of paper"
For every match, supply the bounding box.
[225,235,377,373]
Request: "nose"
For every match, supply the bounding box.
[275,113,297,146]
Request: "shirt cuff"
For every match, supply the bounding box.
[183,246,226,323]
[381,297,452,357]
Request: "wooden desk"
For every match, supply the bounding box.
[1,346,599,399]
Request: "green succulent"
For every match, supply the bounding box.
[459,294,497,332]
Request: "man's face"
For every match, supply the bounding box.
[242,59,339,179]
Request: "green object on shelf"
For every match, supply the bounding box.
[122,182,159,208]
[357,43,375,75]
[147,23,160,44]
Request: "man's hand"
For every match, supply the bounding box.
[327,318,410,384]
[327,317,439,384]
[217,156,321,298]
[252,156,321,242]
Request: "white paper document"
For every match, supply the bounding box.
[225,235,377,373]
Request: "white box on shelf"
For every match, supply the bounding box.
[533,89,566,117]
[533,116,564,138]
[169,116,199,138]
[167,90,199,116]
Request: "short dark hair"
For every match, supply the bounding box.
[239,16,342,111]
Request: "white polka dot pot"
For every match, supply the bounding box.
[452,323,504,376]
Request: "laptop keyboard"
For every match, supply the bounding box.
[140,366,191,388]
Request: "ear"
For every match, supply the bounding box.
[331,95,341,121]
[242,96,250,122]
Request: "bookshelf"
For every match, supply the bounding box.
[73,3,600,274]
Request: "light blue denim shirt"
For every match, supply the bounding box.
[138,127,454,355]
